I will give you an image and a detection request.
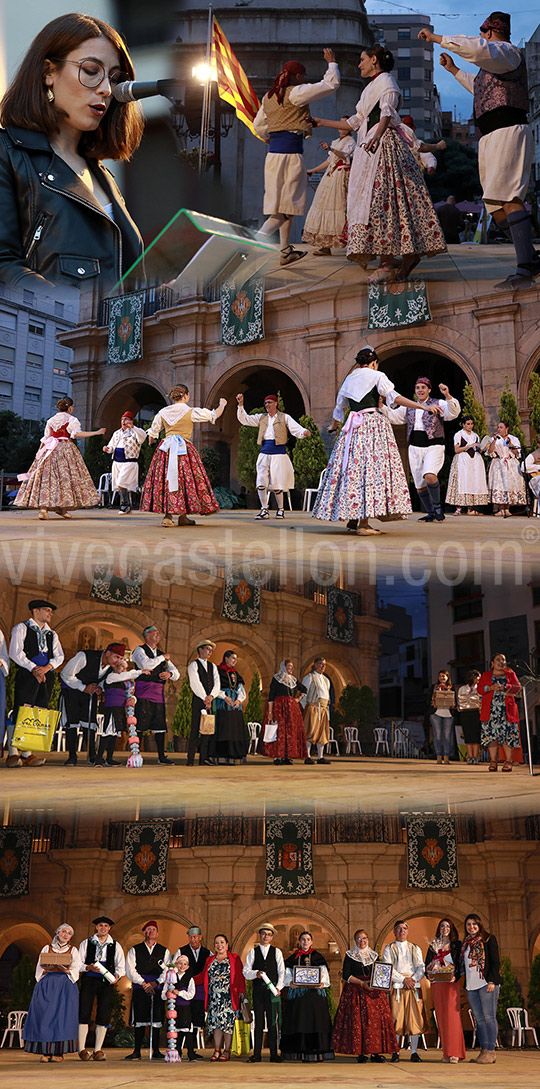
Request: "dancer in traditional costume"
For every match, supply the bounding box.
[95,652,151,767]
[140,385,226,527]
[523,437,540,504]
[23,923,80,1062]
[420,13,540,289]
[236,392,310,519]
[281,931,334,1062]
[487,421,526,514]
[258,659,308,765]
[215,650,248,764]
[332,930,398,1063]
[132,624,180,765]
[103,410,147,514]
[60,643,125,766]
[158,955,195,1059]
[313,46,446,281]
[243,924,285,1063]
[400,115,444,174]
[382,921,426,1062]
[301,658,331,764]
[177,926,211,1060]
[187,639,220,766]
[7,599,64,768]
[303,123,356,254]
[14,397,105,519]
[254,49,340,266]
[425,919,466,1064]
[125,921,170,1061]
[447,416,489,514]
[78,916,125,1062]
[384,376,460,521]
[313,345,444,534]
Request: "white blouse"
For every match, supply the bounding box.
[44,411,81,439]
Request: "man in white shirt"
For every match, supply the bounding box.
[187,639,220,766]
[236,392,311,519]
[382,921,426,1062]
[243,923,285,1063]
[78,915,125,1061]
[384,377,460,521]
[132,625,180,765]
[7,599,64,767]
[103,410,147,514]
[125,921,170,1061]
[60,644,125,766]
[419,13,539,289]
[301,658,331,764]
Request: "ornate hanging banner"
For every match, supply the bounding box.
[368,279,431,329]
[221,278,264,346]
[326,586,354,644]
[122,819,173,895]
[89,561,143,606]
[107,292,144,364]
[406,815,459,889]
[0,826,33,898]
[221,566,262,624]
[265,815,315,896]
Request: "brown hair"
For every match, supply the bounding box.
[463,913,489,941]
[465,669,480,685]
[214,933,229,946]
[0,13,144,161]
[362,45,394,73]
[435,918,458,943]
[56,396,74,411]
[169,385,189,402]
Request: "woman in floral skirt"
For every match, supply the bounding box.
[258,659,308,765]
[477,652,521,771]
[23,923,80,1062]
[313,46,446,281]
[312,345,443,534]
[15,397,105,519]
[332,929,398,1063]
[203,934,244,1062]
[140,385,226,527]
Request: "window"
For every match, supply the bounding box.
[54,301,64,318]
[424,50,431,62]
[53,366,68,376]
[0,346,15,363]
[0,381,13,396]
[425,89,431,100]
[27,353,43,367]
[425,69,432,81]
[454,631,485,680]
[29,322,44,336]
[398,67,411,81]
[398,27,411,39]
[398,48,411,58]
[23,289,35,306]
[403,87,410,99]
[0,310,16,330]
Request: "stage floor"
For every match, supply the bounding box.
[1,752,537,818]
[1,1047,539,1088]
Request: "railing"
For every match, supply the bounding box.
[97,286,174,328]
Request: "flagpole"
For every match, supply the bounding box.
[198,4,213,176]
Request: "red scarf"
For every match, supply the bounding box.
[294,945,314,958]
[462,934,486,978]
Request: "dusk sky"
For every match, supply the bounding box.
[366,2,540,119]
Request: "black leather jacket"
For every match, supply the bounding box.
[0,125,144,295]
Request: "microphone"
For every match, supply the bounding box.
[112,78,180,104]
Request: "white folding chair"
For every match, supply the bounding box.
[373,726,390,755]
[393,725,410,758]
[432,1007,441,1049]
[399,1031,428,1050]
[468,1008,477,1049]
[344,726,362,754]
[302,468,327,512]
[0,1010,27,1047]
[247,722,261,754]
[507,1007,540,1048]
[97,472,112,506]
[54,725,84,752]
[325,726,340,755]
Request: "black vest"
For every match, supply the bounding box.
[180,943,211,983]
[23,625,54,661]
[85,936,116,973]
[196,660,215,696]
[74,649,105,685]
[253,944,278,984]
[139,644,167,685]
[134,941,166,978]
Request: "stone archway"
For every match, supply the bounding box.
[96,378,168,435]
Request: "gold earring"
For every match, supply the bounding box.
[46,87,55,103]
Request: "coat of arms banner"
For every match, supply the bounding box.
[326,586,355,644]
[0,826,33,898]
[368,279,431,329]
[108,292,144,363]
[221,566,262,624]
[264,814,315,896]
[122,819,172,895]
[221,278,264,345]
[406,814,459,889]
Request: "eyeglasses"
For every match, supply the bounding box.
[66,58,129,89]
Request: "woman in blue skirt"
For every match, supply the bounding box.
[24,923,81,1062]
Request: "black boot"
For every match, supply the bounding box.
[94,736,107,767]
[64,727,78,766]
[106,736,119,766]
[125,1026,144,1060]
[151,1027,164,1060]
[156,732,173,765]
[87,728,97,765]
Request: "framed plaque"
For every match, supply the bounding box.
[293,965,322,987]
[369,961,393,992]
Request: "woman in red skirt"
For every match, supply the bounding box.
[425,919,466,1063]
[140,385,226,527]
[332,930,398,1063]
[258,659,308,765]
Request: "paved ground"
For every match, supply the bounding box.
[1,753,537,818]
[0,508,536,582]
[1,1046,539,1088]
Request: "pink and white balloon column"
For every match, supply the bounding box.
[163,963,181,1063]
[125,681,143,768]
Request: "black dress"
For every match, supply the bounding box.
[214,668,249,761]
[280,950,334,1062]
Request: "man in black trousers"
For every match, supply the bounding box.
[243,923,285,1063]
[186,639,220,766]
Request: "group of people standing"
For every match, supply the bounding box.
[22,913,501,1067]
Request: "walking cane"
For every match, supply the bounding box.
[149,990,154,1061]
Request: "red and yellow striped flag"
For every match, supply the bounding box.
[211,17,263,140]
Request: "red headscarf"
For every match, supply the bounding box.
[480,12,510,39]
[268,61,306,105]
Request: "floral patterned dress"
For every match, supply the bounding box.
[206,957,236,1033]
[480,675,520,748]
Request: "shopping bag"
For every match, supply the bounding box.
[199,712,215,735]
[239,993,252,1024]
[12,705,60,752]
[231,1017,251,1056]
[263,721,278,743]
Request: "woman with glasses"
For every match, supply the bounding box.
[0,13,144,293]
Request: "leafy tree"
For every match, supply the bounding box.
[200,446,221,487]
[497,954,523,1030]
[236,405,263,490]
[528,373,540,442]
[336,684,377,728]
[292,414,328,489]
[499,378,526,450]
[8,953,36,1011]
[171,673,192,738]
[462,381,487,439]
[0,411,43,473]
[527,954,540,1026]
[426,140,481,204]
[245,671,263,724]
